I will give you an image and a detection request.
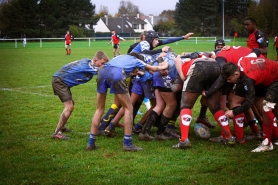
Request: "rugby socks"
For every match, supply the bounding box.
[167,120,176,129]
[199,106,208,118]
[248,120,259,133]
[272,118,278,140]
[133,101,142,120]
[156,114,171,135]
[69,49,71,55]
[134,122,143,131]
[232,113,245,141]
[66,48,68,55]
[141,110,159,134]
[124,135,132,146]
[179,108,192,142]
[88,134,96,146]
[213,110,232,138]
[98,104,119,130]
[262,111,275,145]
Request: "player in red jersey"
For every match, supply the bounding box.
[65,30,73,55]
[172,55,236,149]
[274,35,278,61]
[204,46,263,144]
[221,57,278,152]
[244,18,268,57]
[108,30,126,57]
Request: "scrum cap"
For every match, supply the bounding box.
[145,30,159,46]
[214,39,225,49]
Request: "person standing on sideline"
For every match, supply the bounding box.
[51,51,109,140]
[244,17,268,57]
[108,30,126,57]
[23,34,27,48]
[274,34,278,61]
[65,30,73,55]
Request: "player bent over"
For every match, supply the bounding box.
[86,53,169,151]
[172,56,235,149]
[51,51,109,140]
[221,58,278,152]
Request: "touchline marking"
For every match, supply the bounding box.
[0,87,53,97]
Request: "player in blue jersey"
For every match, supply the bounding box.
[51,51,109,140]
[96,31,193,135]
[86,53,169,152]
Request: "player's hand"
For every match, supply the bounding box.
[183,32,194,40]
[222,45,231,50]
[225,110,234,118]
[162,46,170,53]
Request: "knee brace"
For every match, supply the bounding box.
[262,100,276,112]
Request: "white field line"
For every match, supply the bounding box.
[0,87,53,97]
[0,82,97,98]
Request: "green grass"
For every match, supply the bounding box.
[0,39,278,185]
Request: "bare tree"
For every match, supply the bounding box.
[98,5,109,15]
[117,0,141,16]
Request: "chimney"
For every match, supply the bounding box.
[137,14,139,18]
[105,15,108,25]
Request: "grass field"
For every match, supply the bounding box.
[0,39,278,185]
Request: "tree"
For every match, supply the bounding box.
[0,0,96,38]
[117,0,141,17]
[159,10,175,21]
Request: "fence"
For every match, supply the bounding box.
[0,37,217,48]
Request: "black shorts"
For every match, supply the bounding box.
[156,86,173,92]
[113,44,120,49]
[265,79,278,103]
[52,77,72,102]
[182,60,221,93]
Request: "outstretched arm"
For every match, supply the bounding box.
[159,32,193,45]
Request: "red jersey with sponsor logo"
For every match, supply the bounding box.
[217,46,253,64]
[111,34,120,44]
[238,57,278,86]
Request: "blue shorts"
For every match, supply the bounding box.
[152,71,173,89]
[131,80,155,99]
[97,66,129,94]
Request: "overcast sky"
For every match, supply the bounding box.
[91,0,179,16]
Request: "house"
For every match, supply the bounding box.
[143,15,169,29]
[93,14,169,36]
[93,14,153,34]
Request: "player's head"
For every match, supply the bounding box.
[244,17,257,33]
[221,62,240,83]
[111,30,116,35]
[92,51,110,67]
[140,31,147,41]
[145,30,159,48]
[67,30,70,34]
[214,39,225,49]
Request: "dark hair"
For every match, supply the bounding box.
[221,62,239,79]
[245,17,257,25]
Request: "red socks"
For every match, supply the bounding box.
[262,111,275,145]
[179,108,192,142]
[232,113,245,141]
[213,110,232,139]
